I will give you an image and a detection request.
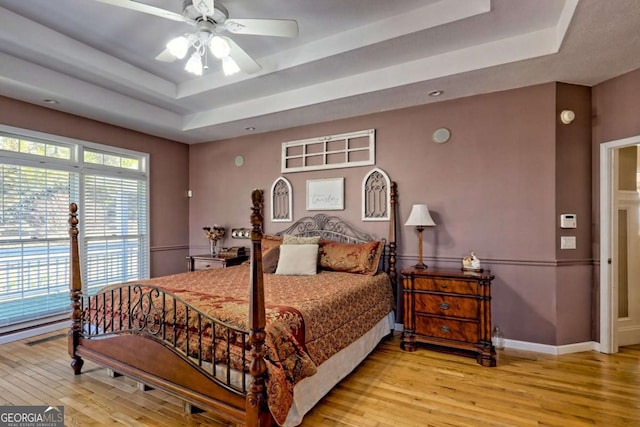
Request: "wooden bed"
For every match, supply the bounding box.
[68,183,398,427]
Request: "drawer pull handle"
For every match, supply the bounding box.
[204,264,210,268]
[439,303,450,310]
[440,325,451,333]
[441,283,448,289]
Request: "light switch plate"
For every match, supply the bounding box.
[561,236,576,249]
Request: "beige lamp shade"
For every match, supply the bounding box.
[405,204,436,227]
[405,204,435,269]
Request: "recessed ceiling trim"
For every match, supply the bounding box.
[176,0,491,99]
[0,51,186,139]
[183,24,566,131]
[0,6,177,99]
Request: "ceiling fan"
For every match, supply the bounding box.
[94,0,299,76]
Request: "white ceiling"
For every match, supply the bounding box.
[0,0,639,144]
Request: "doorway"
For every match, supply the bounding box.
[600,135,640,353]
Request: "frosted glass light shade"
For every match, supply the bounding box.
[222,56,240,76]
[166,36,189,59]
[405,204,436,227]
[185,52,203,75]
[209,36,231,59]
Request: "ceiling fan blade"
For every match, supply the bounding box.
[94,0,188,23]
[224,19,299,38]
[192,0,214,17]
[155,49,177,62]
[227,38,262,74]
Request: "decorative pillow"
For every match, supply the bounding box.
[282,234,321,245]
[262,245,280,274]
[261,234,283,256]
[319,240,384,275]
[275,244,319,275]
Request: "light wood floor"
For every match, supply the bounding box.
[1,330,639,426]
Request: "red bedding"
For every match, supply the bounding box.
[86,264,394,424]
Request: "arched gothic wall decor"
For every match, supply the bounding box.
[362,167,391,221]
[270,176,293,222]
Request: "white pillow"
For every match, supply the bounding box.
[275,244,318,275]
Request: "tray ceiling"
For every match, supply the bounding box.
[1,0,639,144]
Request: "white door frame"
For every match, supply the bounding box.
[600,134,640,354]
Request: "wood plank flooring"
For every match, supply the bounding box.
[0,330,639,426]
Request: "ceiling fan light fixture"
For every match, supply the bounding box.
[185,52,203,75]
[222,56,240,76]
[166,36,189,59]
[209,36,231,59]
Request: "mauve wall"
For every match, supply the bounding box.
[0,96,190,277]
[554,83,593,344]
[190,82,595,345]
[592,67,640,237]
[590,68,640,340]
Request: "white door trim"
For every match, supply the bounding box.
[600,134,640,354]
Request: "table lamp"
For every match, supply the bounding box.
[405,204,436,269]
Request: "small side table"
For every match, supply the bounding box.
[187,254,248,272]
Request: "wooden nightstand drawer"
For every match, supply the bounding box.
[415,314,479,342]
[193,259,223,270]
[414,293,478,320]
[187,254,248,272]
[414,277,478,295]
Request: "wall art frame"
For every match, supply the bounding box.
[362,167,391,221]
[270,176,293,222]
[306,177,344,211]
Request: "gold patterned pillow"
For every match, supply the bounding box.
[319,240,383,275]
[262,245,280,274]
[261,234,283,256]
[282,234,321,245]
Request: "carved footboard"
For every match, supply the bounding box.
[68,190,271,427]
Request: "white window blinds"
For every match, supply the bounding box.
[83,175,148,292]
[0,127,149,333]
[0,163,79,327]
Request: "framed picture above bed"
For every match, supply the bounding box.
[306,177,344,211]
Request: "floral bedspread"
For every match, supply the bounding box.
[87,264,394,425]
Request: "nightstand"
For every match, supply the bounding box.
[187,254,248,272]
[401,267,496,367]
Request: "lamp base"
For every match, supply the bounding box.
[413,262,428,269]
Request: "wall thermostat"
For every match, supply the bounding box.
[560,214,577,229]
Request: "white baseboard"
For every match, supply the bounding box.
[392,324,600,355]
[0,321,67,345]
[504,338,600,355]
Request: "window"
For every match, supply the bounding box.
[0,126,149,333]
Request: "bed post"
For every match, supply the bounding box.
[388,181,398,295]
[68,203,84,375]
[247,189,269,427]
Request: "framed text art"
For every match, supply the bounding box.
[306,178,344,211]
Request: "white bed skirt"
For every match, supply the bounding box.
[283,311,395,426]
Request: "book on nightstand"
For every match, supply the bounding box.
[217,247,248,258]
